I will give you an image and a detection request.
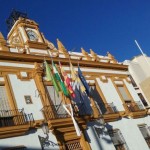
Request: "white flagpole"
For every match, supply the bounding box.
[134,40,150,67]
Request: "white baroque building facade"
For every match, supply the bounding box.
[0,10,150,150]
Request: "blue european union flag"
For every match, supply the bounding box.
[78,67,90,95]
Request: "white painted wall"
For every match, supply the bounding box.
[0,61,34,68]
[64,66,129,75]
[126,61,146,84]
[0,128,59,150]
[29,48,48,55]
[125,56,150,84]
[124,59,150,106]
[96,78,124,111]
[85,121,115,150]
[86,115,150,150]
[8,74,44,120]
[109,116,150,150]
[133,56,150,78]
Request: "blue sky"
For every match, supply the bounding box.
[0,0,150,62]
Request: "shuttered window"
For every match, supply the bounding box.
[46,86,61,105]
[117,86,131,101]
[139,124,150,148]
[0,85,10,110]
[109,129,128,150]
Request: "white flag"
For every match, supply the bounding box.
[63,104,81,136]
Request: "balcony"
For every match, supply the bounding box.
[0,109,34,139]
[73,102,92,117]
[41,104,88,141]
[123,101,147,118]
[95,102,120,122]
[103,103,120,122]
[42,103,91,121]
[42,104,70,121]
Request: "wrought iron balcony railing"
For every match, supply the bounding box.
[124,101,145,112]
[105,103,118,114]
[95,102,118,115]
[72,102,92,116]
[0,109,34,127]
[42,103,92,121]
[42,104,70,121]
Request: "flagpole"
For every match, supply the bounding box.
[134,40,150,67]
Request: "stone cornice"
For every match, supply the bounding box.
[0,51,128,71]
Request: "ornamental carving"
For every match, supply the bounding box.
[12,36,21,44]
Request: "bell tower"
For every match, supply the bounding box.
[6,10,48,50]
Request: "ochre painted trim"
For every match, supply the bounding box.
[4,75,18,110]
[95,78,107,104]
[111,77,134,103]
[0,124,30,139]
[0,51,128,71]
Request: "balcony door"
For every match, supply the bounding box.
[90,86,107,114]
[46,85,62,105]
[116,85,132,102]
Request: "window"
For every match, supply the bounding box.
[116,85,131,102]
[43,86,68,119]
[138,124,150,148]
[108,129,128,150]
[24,95,32,104]
[90,85,107,114]
[46,86,61,105]
[0,85,10,110]
[138,93,148,107]
[128,75,137,87]
[135,101,144,110]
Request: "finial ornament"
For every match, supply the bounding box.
[81,47,91,60]
[107,51,117,63]
[57,39,67,52]
[90,49,99,61]
[0,32,9,51]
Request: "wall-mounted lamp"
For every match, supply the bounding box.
[98,117,105,126]
[38,122,49,150]
[94,117,105,138]
[41,122,49,136]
